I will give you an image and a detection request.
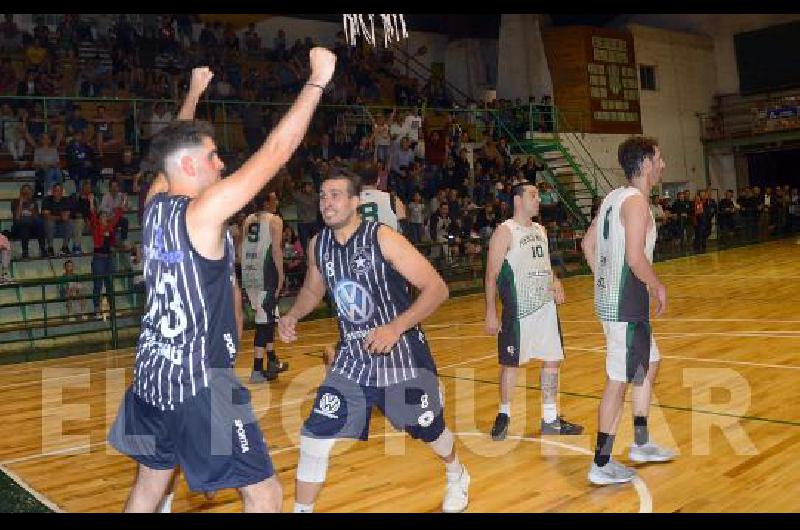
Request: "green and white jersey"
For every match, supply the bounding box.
[240,212,278,293]
[497,219,553,319]
[594,187,656,322]
[359,189,398,231]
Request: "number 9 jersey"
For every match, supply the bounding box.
[134,193,239,410]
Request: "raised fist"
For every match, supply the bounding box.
[189,67,214,96]
[308,47,337,88]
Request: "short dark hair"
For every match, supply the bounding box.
[512,182,535,198]
[147,120,215,175]
[356,162,379,186]
[618,136,659,180]
[323,170,362,197]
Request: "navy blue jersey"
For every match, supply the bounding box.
[134,193,239,410]
[316,220,435,387]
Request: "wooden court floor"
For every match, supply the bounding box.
[0,239,798,513]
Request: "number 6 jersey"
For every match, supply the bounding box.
[134,193,239,410]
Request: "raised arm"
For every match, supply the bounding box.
[484,223,511,335]
[363,226,449,353]
[177,67,214,120]
[186,48,336,234]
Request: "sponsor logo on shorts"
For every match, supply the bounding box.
[418,410,434,427]
[507,345,516,356]
[224,333,237,359]
[233,419,250,454]
[313,393,341,419]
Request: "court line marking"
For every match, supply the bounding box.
[0,462,64,513]
[269,431,653,514]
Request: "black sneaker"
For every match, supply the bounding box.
[490,412,510,441]
[541,416,584,435]
[263,358,289,380]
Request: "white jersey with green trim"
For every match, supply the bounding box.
[240,212,276,293]
[496,218,553,319]
[594,186,656,322]
[359,189,398,231]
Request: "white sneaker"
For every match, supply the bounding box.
[588,459,636,485]
[442,466,470,513]
[629,442,676,463]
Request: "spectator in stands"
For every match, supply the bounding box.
[291,180,319,253]
[148,102,174,139]
[116,148,140,194]
[692,190,714,253]
[175,14,194,48]
[402,108,424,155]
[718,189,739,241]
[282,225,305,292]
[59,259,87,320]
[0,232,12,284]
[242,103,265,154]
[87,200,123,319]
[349,135,372,163]
[273,29,287,60]
[311,133,334,162]
[0,57,17,95]
[244,23,261,55]
[66,105,89,138]
[1,14,20,52]
[42,184,79,257]
[223,22,239,51]
[670,190,693,246]
[92,105,122,157]
[199,21,216,48]
[429,202,456,262]
[100,179,130,249]
[24,39,49,73]
[1,103,27,163]
[9,184,45,259]
[369,109,394,164]
[65,130,96,189]
[32,133,62,196]
[407,191,425,245]
[650,193,667,237]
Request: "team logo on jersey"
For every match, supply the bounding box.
[349,247,373,275]
[599,255,608,267]
[334,280,375,324]
[313,393,341,419]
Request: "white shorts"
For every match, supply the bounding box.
[499,300,564,366]
[246,288,279,325]
[602,321,661,383]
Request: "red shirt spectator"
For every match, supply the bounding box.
[425,130,447,167]
[88,207,123,254]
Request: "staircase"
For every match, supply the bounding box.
[495,106,616,229]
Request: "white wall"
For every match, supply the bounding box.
[620,14,800,95]
[496,14,553,100]
[445,39,498,100]
[624,24,717,190]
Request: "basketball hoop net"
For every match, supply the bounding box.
[342,14,408,47]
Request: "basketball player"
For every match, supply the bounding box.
[485,183,583,440]
[107,48,337,512]
[279,171,471,513]
[241,190,289,383]
[581,137,676,486]
[356,162,406,232]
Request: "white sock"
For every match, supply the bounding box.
[157,493,174,513]
[294,502,314,513]
[542,403,558,424]
[499,403,511,416]
[445,455,463,482]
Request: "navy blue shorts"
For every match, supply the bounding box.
[302,369,446,443]
[108,382,275,493]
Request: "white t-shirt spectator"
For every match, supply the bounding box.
[403,114,423,142]
[390,122,407,142]
[100,191,129,216]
